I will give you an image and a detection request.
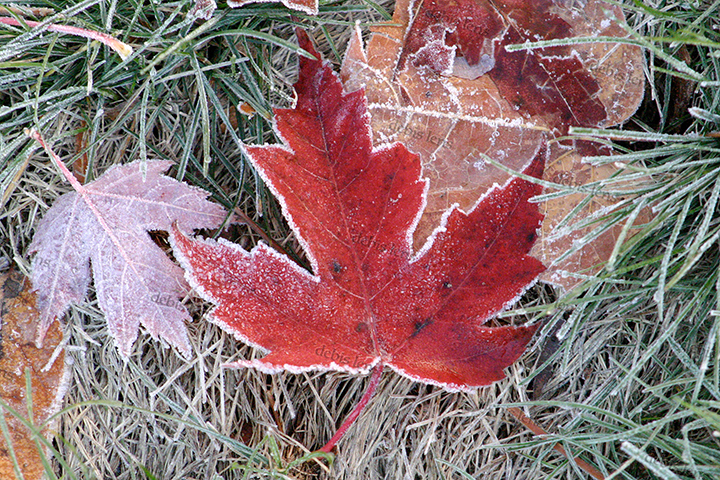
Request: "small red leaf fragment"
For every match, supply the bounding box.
[227,0,317,15]
[173,31,545,392]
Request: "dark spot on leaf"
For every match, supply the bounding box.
[331,260,342,274]
[527,232,536,244]
[411,318,433,338]
[355,322,367,333]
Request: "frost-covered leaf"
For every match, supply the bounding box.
[189,0,217,20]
[227,0,317,15]
[0,270,71,480]
[29,159,226,357]
[341,0,646,290]
[172,32,545,392]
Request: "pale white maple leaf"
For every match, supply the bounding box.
[28,160,226,357]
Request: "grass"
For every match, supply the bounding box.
[1,0,720,478]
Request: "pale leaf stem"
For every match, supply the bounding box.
[26,129,83,191]
[0,16,132,60]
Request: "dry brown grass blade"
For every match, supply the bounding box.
[508,407,605,480]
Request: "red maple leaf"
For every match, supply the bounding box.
[172,31,545,450]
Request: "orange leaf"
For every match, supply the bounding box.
[0,270,70,480]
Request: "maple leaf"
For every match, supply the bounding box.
[341,0,647,290]
[172,32,545,448]
[28,142,226,357]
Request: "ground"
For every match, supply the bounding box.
[1,1,720,479]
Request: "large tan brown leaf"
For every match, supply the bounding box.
[341,0,647,290]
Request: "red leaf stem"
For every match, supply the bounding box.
[319,363,385,453]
